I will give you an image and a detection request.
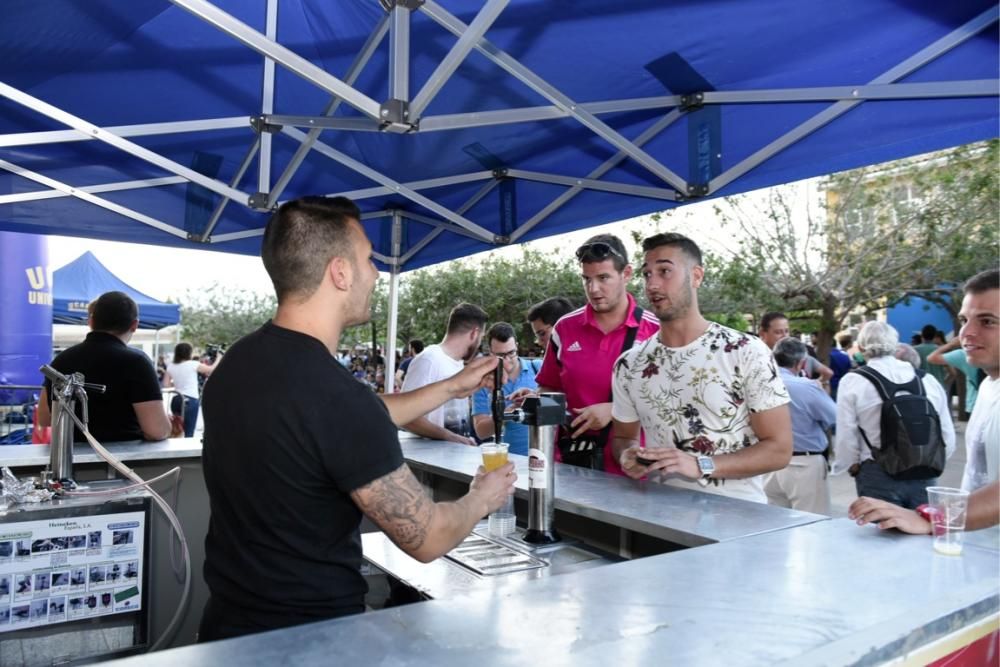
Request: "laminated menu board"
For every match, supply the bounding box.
[0,510,144,633]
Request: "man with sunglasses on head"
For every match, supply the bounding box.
[535,234,660,474]
[472,322,540,455]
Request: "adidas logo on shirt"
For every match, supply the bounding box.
[567,341,582,352]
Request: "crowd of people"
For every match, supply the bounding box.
[31,193,999,643]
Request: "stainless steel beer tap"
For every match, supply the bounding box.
[39,364,106,489]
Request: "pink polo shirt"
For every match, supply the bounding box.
[535,293,660,475]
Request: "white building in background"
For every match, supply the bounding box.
[52,324,181,362]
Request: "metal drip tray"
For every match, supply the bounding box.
[444,533,548,577]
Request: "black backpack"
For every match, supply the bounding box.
[854,366,946,480]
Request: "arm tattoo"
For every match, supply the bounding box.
[351,465,434,553]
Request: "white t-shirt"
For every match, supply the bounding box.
[166,360,200,399]
[962,376,1000,492]
[612,323,790,503]
[400,344,470,436]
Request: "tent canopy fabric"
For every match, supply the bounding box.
[0,1,996,273]
[52,251,181,329]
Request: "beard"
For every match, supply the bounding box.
[462,339,480,362]
[344,284,373,328]
[650,274,693,322]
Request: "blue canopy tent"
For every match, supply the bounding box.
[0,0,997,386]
[53,251,181,329]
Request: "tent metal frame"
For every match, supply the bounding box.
[0,0,996,384]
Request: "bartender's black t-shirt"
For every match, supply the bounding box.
[44,332,163,443]
[201,321,403,631]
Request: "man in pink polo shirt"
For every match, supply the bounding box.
[535,234,660,475]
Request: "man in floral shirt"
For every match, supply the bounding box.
[611,233,792,503]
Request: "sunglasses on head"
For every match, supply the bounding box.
[576,241,625,263]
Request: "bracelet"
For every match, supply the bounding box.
[915,504,939,535]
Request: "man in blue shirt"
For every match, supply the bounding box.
[764,337,837,515]
[473,322,540,456]
[828,335,854,400]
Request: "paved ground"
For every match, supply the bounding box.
[828,420,967,518]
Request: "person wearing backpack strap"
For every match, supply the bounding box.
[833,321,955,509]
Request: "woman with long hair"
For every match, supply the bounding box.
[163,343,221,437]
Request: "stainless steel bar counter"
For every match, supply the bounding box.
[102,518,999,667]
[399,439,826,548]
[0,438,204,468]
[5,437,997,664]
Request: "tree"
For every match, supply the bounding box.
[179,284,276,349]
[655,139,999,360]
[393,247,584,353]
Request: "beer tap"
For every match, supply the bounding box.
[491,362,505,444]
[39,364,106,490]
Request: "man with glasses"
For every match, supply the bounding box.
[527,297,575,353]
[472,322,540,455]
[535,234,660,473]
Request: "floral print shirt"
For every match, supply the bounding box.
[612,322,789,502]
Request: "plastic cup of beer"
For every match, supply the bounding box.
[927,486,970,556]
[481,442,515,538]
[481,442,509,472]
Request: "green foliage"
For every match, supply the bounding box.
[391,247,585,352]
[178,284,276,349]
[654,140,998,358]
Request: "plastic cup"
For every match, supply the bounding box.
[481,442,515,538]
[927,486,970,556]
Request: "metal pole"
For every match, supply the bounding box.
[384,213,403,393]
[385,267,400,393]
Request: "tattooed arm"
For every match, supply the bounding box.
[351,462,516,563]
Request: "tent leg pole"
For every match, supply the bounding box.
[384,216,402,393]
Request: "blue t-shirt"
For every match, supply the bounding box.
[472,358,540,455]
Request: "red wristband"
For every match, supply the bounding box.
[915,504,941,535]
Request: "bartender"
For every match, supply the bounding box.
[198,195,515,641]
[36,291,170,443]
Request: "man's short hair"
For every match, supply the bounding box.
[408,339,425,355]
[261,196,362,303]
[837,334,853,349]
[641,232,703,266]
[857,321,899,358]
[91,291,138,334]
[446,303,487,335]
[487,322,516,344]
[773,337,807,369]
[920,324,938,341]
[527,297,574,325]
[576,233,629,272]
[964,268,999,295]
[760,311,787,333]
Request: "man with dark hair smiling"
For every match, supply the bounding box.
[535,234,660,473]
[199,196,513,641]
[612,233,792,502]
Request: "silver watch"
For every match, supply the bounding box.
[696,455,715,487]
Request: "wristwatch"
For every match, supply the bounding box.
[696,455,715,487]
